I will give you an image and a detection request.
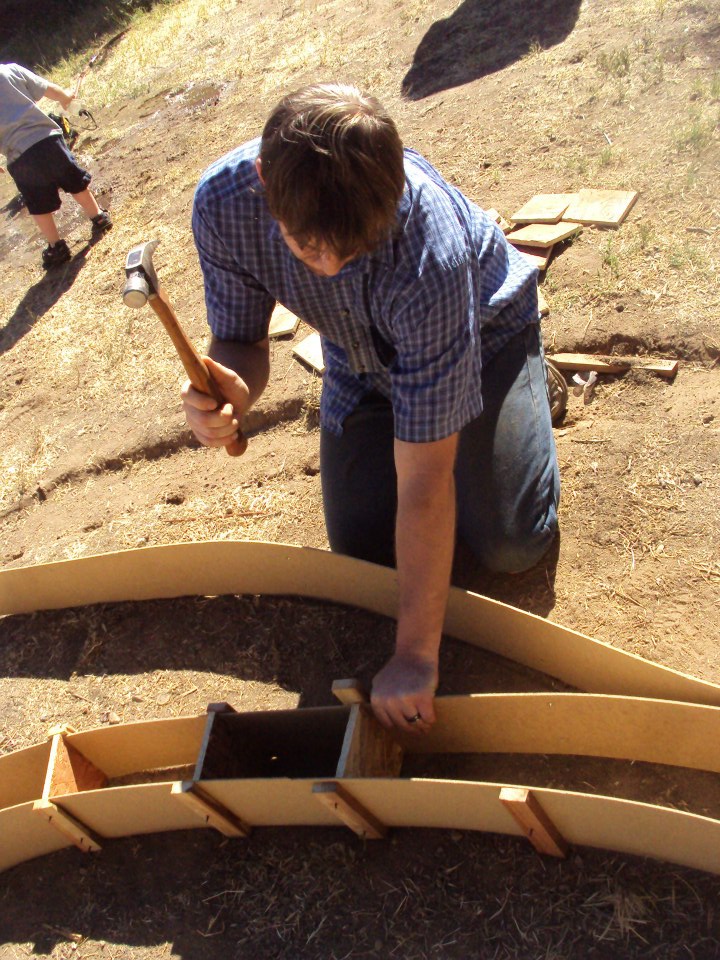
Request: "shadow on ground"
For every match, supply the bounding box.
[402,0,582,100]
[0,238,100,354]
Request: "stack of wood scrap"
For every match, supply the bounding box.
[485,189,638,322]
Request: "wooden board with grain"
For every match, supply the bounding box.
[513,245,554,271]
[292,331,325,373]
[269,304,300,339]
[548,353,678,377]
[562,189,638,227]
[507,222,581,249]
[511,194,577,224]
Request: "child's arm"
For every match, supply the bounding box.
[42,82,74,112]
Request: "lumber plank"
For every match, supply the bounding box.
[507,222,581,249]
[335,704,403,778]
[171,781,251,837]
[513,245,553,270]
[500,787,569,857]
[312,781,387,838]
[33,799,102,853]
[563,188,638,227]
[548,353,678,376]
[511,194,577,224]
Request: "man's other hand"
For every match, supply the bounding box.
[181,356,249,449]
[370,651,438,733]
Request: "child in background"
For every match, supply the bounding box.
[0,62,112,268]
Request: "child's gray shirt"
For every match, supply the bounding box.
[0,63,61,164]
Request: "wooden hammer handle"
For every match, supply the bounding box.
[149,288,247,457]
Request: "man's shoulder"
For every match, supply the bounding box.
[195,138,262,208]
[393,148,487,271]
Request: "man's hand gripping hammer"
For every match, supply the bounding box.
[123,240,247,457]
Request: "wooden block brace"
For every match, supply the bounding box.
[332,678,369,705]
[172,781,251,838]
[43,732,108,800]
[499,787,568,858]
[336,704,403,779]
[33,799,102,853]
[313,781,387,839]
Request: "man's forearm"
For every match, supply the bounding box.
[208,335,270,408]
[394,435,458,660]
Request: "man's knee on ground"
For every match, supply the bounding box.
[468,521,558,574]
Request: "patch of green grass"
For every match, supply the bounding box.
[597,47,631,79]
[601,239,621,278]
[673,113,715,153]
[598,146,613,168]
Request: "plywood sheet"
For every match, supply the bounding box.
[68,716,206,778]
[563,189,638,227]
[60,782,203,838]
[0,741,51,809]
[1,542,719,706]
[548,353,678,377]
[0,802,71,873]
[293,332,324,373]
[511,194,577,224]
[399,693,720,773]
[507,222,581,249]
[268,304,300,339]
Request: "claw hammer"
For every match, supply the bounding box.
[122,240,247,457]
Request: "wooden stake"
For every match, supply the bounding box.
[172,781,251,838]
[33,799,102,853]
[331,678,369,705]
[499,787,568,858]
[313,781,387,839]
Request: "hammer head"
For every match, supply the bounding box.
[123,239,160,308]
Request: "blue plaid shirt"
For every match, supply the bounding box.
[192,139,538,442]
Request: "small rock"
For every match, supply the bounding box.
[156,692,171,706]
[702,413,714,424]
[692,474,702,486]
[615,303,625,312]
[107,711,121,725]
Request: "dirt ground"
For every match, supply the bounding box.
[1,0,720,956]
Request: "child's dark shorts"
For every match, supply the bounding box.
[7,134,91,215]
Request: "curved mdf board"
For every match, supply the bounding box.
[1,541,719,704]
[5,778,720,877]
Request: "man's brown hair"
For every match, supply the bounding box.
[259,84,405,259]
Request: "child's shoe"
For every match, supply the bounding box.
[42,239,71,269]
[91,209,113,234]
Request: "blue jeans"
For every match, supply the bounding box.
[320,323,560,573]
